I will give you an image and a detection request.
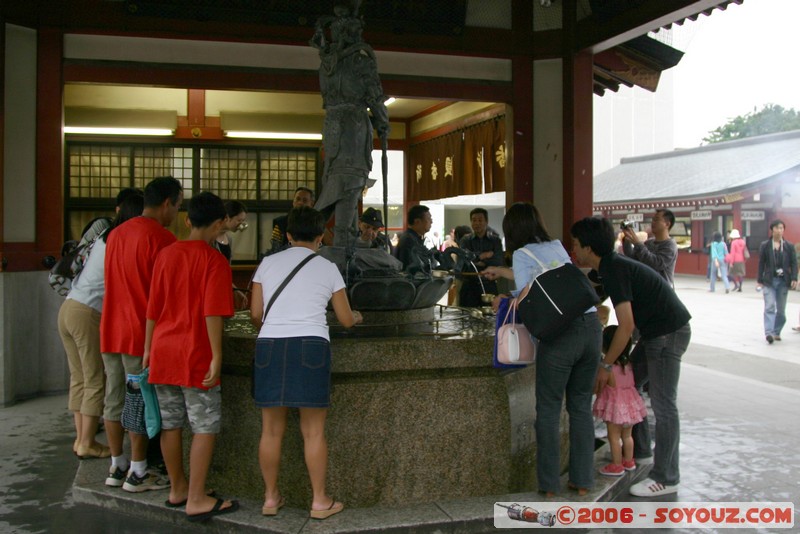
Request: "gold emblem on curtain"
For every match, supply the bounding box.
[445,156,454,179]
[495,143,506,168]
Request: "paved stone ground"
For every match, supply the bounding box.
[1,275,798,533]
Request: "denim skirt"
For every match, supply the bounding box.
[253,336,332,408]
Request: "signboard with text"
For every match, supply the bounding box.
[741,211,765,221]
[691,210,712,220]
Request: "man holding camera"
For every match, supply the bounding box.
[621,209,678,287]
[620,209,678,467]
[757,219,798,344]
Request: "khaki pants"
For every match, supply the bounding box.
[57,299,105,416]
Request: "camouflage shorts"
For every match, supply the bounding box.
[154,384,221,434]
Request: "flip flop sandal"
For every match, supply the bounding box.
[76,443,112,459]
[262,496,285,516]
[186,498,239,522]
[310,499,344,520]
[164,489,217,508]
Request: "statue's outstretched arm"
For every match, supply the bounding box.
[310,16,334,49]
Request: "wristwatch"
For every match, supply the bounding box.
[600,361,614,372]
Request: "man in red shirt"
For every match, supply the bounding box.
[144,191,238,521]
[100,176,182,492]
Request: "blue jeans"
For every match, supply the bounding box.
[762,278,789,336]
[629,341,650,459]
[633,324,691,486]
[710,261,729,291]
[535,312,601,493]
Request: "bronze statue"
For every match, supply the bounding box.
[311,2,390,248]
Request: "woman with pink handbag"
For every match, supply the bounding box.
[483,203,602,497]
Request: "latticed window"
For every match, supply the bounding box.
[199,148,257,200]
[68,145,130,199]
[260,149,317,201]
[65,142,320,262]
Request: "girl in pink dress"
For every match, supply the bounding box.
[593,325,648,476]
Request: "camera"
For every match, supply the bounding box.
[620,220,635,230]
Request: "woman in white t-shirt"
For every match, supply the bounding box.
[57,194,143,459]
[249,207,362,520]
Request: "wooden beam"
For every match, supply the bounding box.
[63,60,513,103]
[2,0,550,58]
[577,0,733,54]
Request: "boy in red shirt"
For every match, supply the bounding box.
[100,176,182,491]
[143,191,238,521]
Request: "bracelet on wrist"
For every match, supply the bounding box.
[600,361,613,372]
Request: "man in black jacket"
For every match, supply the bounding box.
[458,208,504,307]
[756,219,798,343]
[571,216,691,498]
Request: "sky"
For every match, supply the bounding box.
[671,0,800,147]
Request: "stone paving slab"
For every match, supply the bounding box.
[71,443,644,533]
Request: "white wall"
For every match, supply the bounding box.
[0,273,69,405]
[593,70,676,175]
[4,24,37,243]
[533,59,564,239]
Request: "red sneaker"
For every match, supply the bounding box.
[599,463,625,476]
[622,459,636,471]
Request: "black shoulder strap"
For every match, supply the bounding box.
[262,254,318,323]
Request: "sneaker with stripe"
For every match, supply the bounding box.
[105,466,127,487]
[629,477,678,497]
[122,470,170,492]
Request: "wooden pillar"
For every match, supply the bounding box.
[562,0,594,239]
[732,201,742,233]
[511,57,533,204]
[176,88,223,140]
[0,22,5,270]
[36,28,64,265]
[510,0,534,204]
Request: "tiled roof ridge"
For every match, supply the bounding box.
[619,128,800,165]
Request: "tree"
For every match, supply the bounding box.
[703,104,800,144]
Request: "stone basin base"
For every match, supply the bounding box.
[213,326,549,508]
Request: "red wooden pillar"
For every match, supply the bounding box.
[0,22,5,270]
[732,201,742,234]
[36,28,64,266]
[510,0,533,204]
[511,56,533,204]
[562,52,594,239]
[562,0,594,240]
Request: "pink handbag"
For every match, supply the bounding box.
[496,303,537,365]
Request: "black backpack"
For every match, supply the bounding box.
[48,217,112,296]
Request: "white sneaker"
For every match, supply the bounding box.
[630,477,678,497]
[634,455,654,465]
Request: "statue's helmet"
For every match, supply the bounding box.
[330,15,363,45]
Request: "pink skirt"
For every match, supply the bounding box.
[593,384,647,427]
